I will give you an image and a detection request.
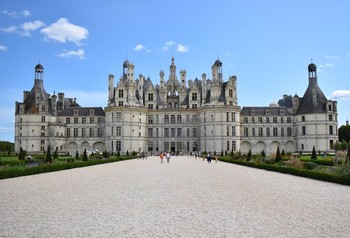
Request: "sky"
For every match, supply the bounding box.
[1,0,350,143]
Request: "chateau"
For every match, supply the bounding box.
[14,57,338,156]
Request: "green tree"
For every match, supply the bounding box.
[45,145,52,163]
[117,150,120,157]
[275,146,282,163]
[126,150,129,157]
[83,149,88,161]
[18,147,25,160]
[75,150,79,159]
[53,147,58,159]
[311,146,317,160]
[338,124,350,142]
[247,149,252,161]
[261,150,266,158]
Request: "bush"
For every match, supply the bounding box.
[303,162,318,170]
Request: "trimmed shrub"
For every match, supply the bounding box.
[303,161,318,170]
[311,146,317,160]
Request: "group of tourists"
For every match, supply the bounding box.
[159,151,171,163]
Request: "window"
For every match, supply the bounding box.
[41,140,45,145]
[148,115,153,124]
[193,128,197,137]
[90,128,94,137]
[98,117,103,124]
[148,128,153,137]
[302,116,305,122]
[116,126,121,136]
[287,117,291,123]
[164,128,169,137]
[251,117,255,123]
[273,127,278,137]
[229,89,233,97]
[116,141,121,152]
[243,117,248,123]
[90,117,95,124]
[97,127,103,137]
[329,125,334,135]
[119,90,124,98]
[116,112,122,122]
[252,128,256,137]
[243,127,248,137]
[118,101,124,106]
[177,128,182,137]
[227,141,230,151]
[192,115,198,123]
[258,117,262,123]
[227,126,229,136]
[82,128,86,137]
[148,93,153,101]
[156,128,159,137]
[273,117,277,123]
[192,93,197,101]
[281,127,284,137]
[280,117,284,123]
[329,115,333,121]
[74,117,78,124]
[266,117,270,123]
[41,132,45,137]
[187,128,190,137]
[302,126,306,135]
[177,115,182,124]
[232,126,236,136]
[192,104,197,109]
[82,117,86,124]
[41,105,46,112]
[231,112,235,122]
[258,127,263,137]
[328,104,332,111]
[74,128,78,137]
[164,115,169,124]
[66,128,71,137]
[226,112,229,122]
[41,116,45,122]
[156,115,159,123]
[148,104,153,109]
[232,141,236,152]
[171,128,175,137]
[287,127,292,137]
[171,115,176,124]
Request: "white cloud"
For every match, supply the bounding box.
[58,49,85,59]
[1,9,31,18]
[161,41,176,51]
[134,44,145,51]
[63,90,107,107]
[20,20,45,36]
[2,25,17,33]
[41,18,88,46]
[176,43,189,53]
[330,90,350,100]
[0,45,7,51]
[319,63,334,68]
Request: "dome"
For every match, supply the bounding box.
[123,59,130,67]
[35,64,44,71]
[269,101,279,107]
[308,63,316,72]
[213,59,222,66]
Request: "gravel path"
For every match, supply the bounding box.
[1,156,349,238]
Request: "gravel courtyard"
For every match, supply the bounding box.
[1,156,349,238]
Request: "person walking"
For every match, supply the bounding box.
[160,152,164,163]
[166,151,171,163]
[207,152,212,163]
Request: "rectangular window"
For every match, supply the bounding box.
[280,117,284,123]
[287,127,292,137]
[116,126,121,136]
[187,128,190,137]
[66,128,71,137]
[148,115,153,124]
[66,118,70,124]
[266,117,270,123]
[118,101,123,106]
[156,128,159,137]
[232,112,235,122]
[266,127,270,137]
[116,112,122,122]
[177,115,182,124]
[192,115,198,123]
[227,126,229,136]
[192,93,197,101]
[232,126,236,136]
[232,141,236,152]
[82,128,86,137]
[148,128,153,137]
[148,93,153,101]
[41,132,45,137]
[281,127,284,137]
[252,128,256,137]
[98,117,103,124]
[226,112,229,122]
[258,117,262,123]
[329,125,334,135]
[273,117,277,123]
[74,117,78,124]
[98,128,103,137]
[171,115,176,124]
[156,115,159,123]
[148,104,153,109]
[171,128,175,137]
[74,128,78,138]
[273,127,278,137]
[287,117,291,123]
[251,117,255,123]
[41,140,45,145]
[41,116,45,123]
[244,127,248,137]
[82,117,86,124]
[302,116,305,122]
[193,128,197,137]
[164,128,169,137]
[329,115,333,121]
[90,117,95,124]
[243,117,248,123]
[116,141,121,152]
[229,89,233,97]
[90,128,94,137]
[119,90,123,98]
[227,141,230,151]
[258,127,263,137]
[302,126,306,135]
[177,128,182,137]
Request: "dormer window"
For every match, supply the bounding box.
[280,110,284,115]
[251,109,255,115]
[266,109,270,115]
[74,109,79,115]
[90,109,94,115]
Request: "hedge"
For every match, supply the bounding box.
[0,156,135,180]
[220,157,350,186]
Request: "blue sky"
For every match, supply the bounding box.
[1,0,350,143]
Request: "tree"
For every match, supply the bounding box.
[53,147,58,159]
[311,146,317,160]
[117,150,120,157]
[261,150,266,158]
[126,150,129,157]
[18,147,25,160]
[275,146,282,163]
[247,149,252,161]
[83,149,88,161]
[338,124,350,142]
[45,145,52,163]
[75,150,79,159]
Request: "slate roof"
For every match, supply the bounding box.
[58,107,105,117]
[297,78,328,114]
[241,106,293,116]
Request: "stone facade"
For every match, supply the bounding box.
[14,58,338,156]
